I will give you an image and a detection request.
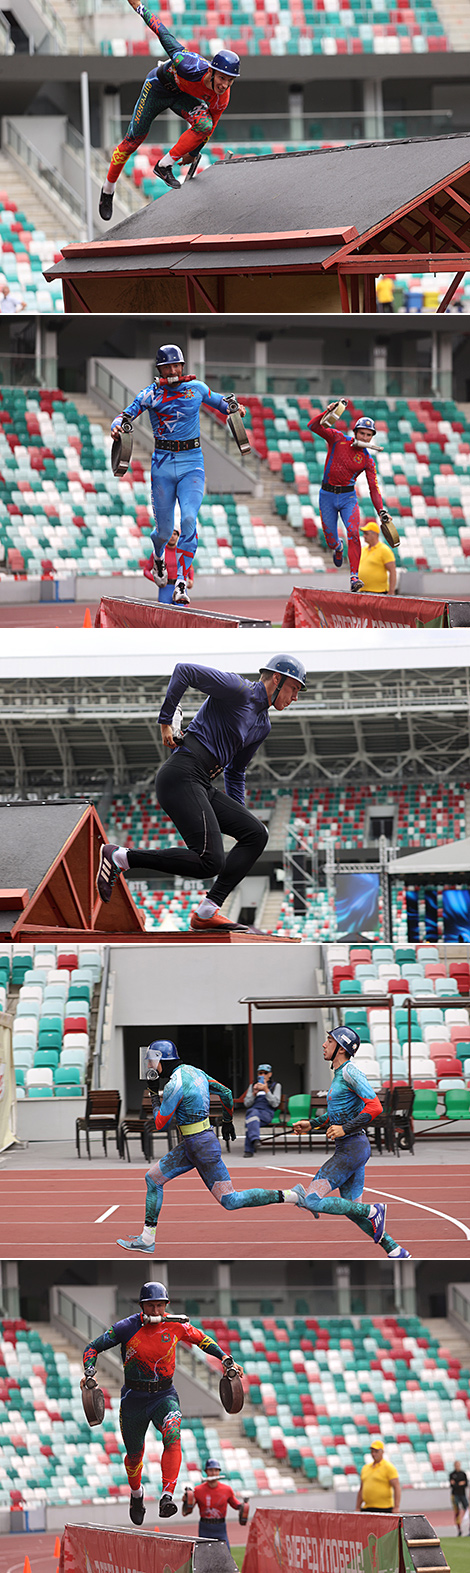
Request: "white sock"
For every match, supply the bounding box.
[196,897,218,919]
[284,1189,300,1205]
[131,1486,143,1498]
[103,178,115,195]
[160,152,174,168]
[112,847,129,870]
[141,1225,156,1245]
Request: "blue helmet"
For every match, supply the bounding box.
[140,1282,169,1303]
[329,1025,360,1059]
[353,416,376,436]
[145,1040,179,1080]
[260,655,307,692]
[205,1459,222,1473]
[156,345,184,368]
[211,49,240,77]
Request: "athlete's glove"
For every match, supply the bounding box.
[222,1354,243,1378]
[146,1080,160,1109]
[380,509,393,527]
[238,1500,249,1526]
[221,1120,236,1144]
[182,1486,195,1514]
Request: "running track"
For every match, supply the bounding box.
[1,1165,469,1258]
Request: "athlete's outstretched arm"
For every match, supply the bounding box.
[82,1314,139,1372]
[207,1074,233,1121]
[126,0,183,54]
[364,450,384,514]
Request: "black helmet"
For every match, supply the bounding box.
[140,1282,169,1302]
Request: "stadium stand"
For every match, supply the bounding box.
[0,1312,468,1510]
[0,192,64,314]
[100,0,450,59]
[4,389,470,579]
[3,945,103,1100]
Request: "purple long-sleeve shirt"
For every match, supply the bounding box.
[158,664,271,805]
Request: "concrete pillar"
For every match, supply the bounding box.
[187,331,205,380]
[373,342,388,398]
[101,88,122,150]
[289,85,304,143]
[307,1019,327,1089]
[44,328,58,388]
[217,1263,232,1317]
[255,335,269,396]
[0,1261,20,1318]
[439,335,453,400]
[334,1263,351,1316]
[393,1260,416,1315]
[363,79,384,141]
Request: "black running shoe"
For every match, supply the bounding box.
[129,1492,146,1526]
[96,843,120,903]
[153,162,180,190]
[99,187,114,222]
[159,1493,178,1518]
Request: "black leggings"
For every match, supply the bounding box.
[126,743,268,907]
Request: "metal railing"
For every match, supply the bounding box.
[65,122,141,214]
[201,363,452,399]
[4,118,84,225]
[0,13,13,52]
[30,0,67,51]
[92,944,110,1089]
[112,109,454,147]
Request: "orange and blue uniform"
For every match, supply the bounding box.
[83,1312,226,1496]
[309,408,383,575]
[106,15,232,187]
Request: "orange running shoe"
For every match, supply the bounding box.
[190,909,251,933]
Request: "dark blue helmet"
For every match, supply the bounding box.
[260,655,307,702]
[156,345,184,368]
[205,1459,222,1473]
[140,1282,169,1303]
[353,416,376,435]
[149,1039,179,1061]
[211,49,240,77]
[329,1025,360,1059]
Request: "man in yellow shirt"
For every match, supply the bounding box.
[356,1438,401,1513]
[376,276,395,312]
[359,520,397,595]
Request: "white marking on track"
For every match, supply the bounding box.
[95,1204,119,1223]
[264,1167,470,1241]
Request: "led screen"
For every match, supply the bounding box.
[335,872,380,938]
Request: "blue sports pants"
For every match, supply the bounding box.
[319,486,361,575]
[150,449,205,581]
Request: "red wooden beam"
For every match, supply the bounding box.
[323,158,470,269]
[187,273,218,313]
[336,253,470,273]
[185,276,197,311]
[443,184,470,221]
[338,273,350,312]
[54,225,358,263]
[437,271,465,313]
[417,202,469,254]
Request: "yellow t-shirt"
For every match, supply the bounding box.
[376,277,395,305]
[360,1458,398,1509]
[359,540,395,594]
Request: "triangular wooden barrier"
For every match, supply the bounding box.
[11,803,145,939]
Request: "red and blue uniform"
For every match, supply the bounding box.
[193,1479,243,1545]
[309,408,383,575]
[115,380,229,583]
[83,1312,225,1497]
[106,15,232,186]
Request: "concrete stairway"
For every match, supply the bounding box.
[0,149,70,244]
[423,1316,470,1363]
[46,0,96,52]
[73,392,150,462]
[268,792,293,851]
[257,889,284,931]
[433,0,470,48]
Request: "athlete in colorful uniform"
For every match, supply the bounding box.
[308,402,390,593]
[111,344,245,606]
[284,1026,410,1258]
[96,655,305,932]
[117,1040,291,1255]
[81,1280,242,1523]
[182,1458,249,1546]
[99,2,239,219]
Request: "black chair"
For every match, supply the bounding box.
[371,1087,395,1155]
[119,1089,155,1163]
[391,1085,415,1155]
[76,1090,121,1159]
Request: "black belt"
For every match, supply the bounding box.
[321,481,355,494]
[154,437,200,452]
[182,733,222,780]
[126,1379,171,1393]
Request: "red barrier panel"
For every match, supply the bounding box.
[243,1510,405,1573]
[61,1524,195,1573]
[283,587,448,629]
[95,598,241,629]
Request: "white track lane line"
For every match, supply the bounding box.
[95,1204,119,1223]
[265,1167,470,1242]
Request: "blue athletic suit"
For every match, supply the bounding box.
[115,380,229,582]
[143,1063,284,1233]
[296,1060,400,1254]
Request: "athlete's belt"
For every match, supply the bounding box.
[179,1117,210,1136]
[126,1379,171,1393]
[321,482,355,494]
[154,437,201,452]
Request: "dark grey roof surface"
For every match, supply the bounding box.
[101,134,470,246]
[0,802,88,924]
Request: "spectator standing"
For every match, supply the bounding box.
[356,1438,401,1513]
[449,1460,469,1535]
[358,520,397,595]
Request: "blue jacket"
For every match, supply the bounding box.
[158,663,271,805]
[117,380,228,443]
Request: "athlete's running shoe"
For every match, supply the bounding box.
[99,187,114,222]
[159,1494,178,1518]
[96,843,120,903]
[143,553,168,588]
[350,574,364,592]
[388,1246,412,1259]
[129,1492,146,1525]
[153,162,181,190]
[190,909,252,933]
[333,543,344,568]
[369,1201,387,1244]
[173,579,190,605]
[117,1234,155,1254]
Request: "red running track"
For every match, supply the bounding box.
[0,1165,469,1259]
[0,596,287,628]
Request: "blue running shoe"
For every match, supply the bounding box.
[369,1202,387,1244]
[388,1246,411,1259]
[333,543,344,568]
[117,1234,155,1254]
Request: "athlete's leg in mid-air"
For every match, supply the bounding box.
[286,1137,405,1256]
[117,1141,193,1253]
[340,491,362,576]
[189,1129,285,1210]
[175,457,205,584]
